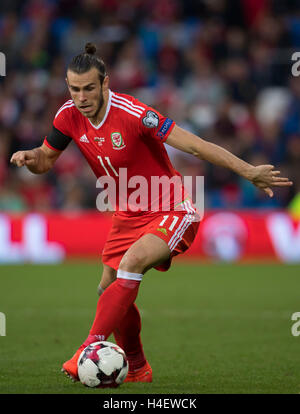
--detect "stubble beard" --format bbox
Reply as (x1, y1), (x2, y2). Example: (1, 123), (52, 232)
(88, 88), (104, 123)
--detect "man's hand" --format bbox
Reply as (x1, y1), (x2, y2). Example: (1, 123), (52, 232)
(248, 165), (293, 197)
(10, 144), (62, 174)
(10, 150), (39, 168)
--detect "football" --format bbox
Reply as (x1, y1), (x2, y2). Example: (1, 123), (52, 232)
(77, 341), (129, 388)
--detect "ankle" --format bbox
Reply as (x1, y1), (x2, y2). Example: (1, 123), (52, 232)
(82, 333), (105, 349)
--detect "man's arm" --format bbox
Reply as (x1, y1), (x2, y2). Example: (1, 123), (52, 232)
(166, 125), (293, 197)
(10, 143), (62, 174)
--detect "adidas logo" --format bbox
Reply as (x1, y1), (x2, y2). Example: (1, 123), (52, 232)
(80, 134), (90, 143)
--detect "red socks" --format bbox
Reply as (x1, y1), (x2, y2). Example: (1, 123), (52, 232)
(89, 277), (140, 338)
(82, 269), (146, 371)
(114, 303), (146, 371)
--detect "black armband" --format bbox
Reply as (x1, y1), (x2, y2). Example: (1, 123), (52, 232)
(45, 126), (72, 151)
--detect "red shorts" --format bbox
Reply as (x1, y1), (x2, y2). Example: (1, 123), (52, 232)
(102, 210), (200, 272)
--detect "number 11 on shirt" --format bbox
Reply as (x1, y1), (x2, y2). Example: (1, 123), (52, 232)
(98, 155), (119, 177)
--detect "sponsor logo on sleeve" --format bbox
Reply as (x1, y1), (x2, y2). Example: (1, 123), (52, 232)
(156, 118), (174, 139)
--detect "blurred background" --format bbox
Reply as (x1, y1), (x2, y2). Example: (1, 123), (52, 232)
(0, 0), (300, 263)
(1, 1), (300, 395)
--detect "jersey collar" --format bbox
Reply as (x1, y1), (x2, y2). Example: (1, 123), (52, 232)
(88, 89), (112, 130)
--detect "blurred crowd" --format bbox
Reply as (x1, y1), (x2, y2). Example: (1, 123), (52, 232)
(0, 0), (300, 212)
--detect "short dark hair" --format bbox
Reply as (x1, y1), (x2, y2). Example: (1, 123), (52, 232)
(67, 43), (107, 84)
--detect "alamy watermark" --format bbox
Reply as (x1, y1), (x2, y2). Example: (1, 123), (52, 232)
(291, 312), (300, 337)
(0, 312), (6, 336)
(95, 168), (204, 219)
(291, 52), (300, 77)
(0, 52), (6, 77)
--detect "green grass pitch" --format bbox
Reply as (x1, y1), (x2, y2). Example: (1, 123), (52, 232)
(0, 261), (299, 394)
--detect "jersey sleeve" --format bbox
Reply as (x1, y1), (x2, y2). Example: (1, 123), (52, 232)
(43, 103), (73, 151)
(139, 106), (175, 144)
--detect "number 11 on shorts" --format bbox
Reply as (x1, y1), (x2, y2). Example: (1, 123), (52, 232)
(159, 215), (179, 231)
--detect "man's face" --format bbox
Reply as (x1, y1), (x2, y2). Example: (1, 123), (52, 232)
(66, 67), (107, 119)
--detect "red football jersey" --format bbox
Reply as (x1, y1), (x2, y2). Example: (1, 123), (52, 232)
(44, 90), (190, 214)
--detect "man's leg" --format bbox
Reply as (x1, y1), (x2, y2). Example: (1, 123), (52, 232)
(88, 234), (171, 382)
(88, 233), (170, 340)
(97, 265), (147, 374)
(62, 235), (171, 381)
(61, 264), (117, 380)
(97, 263), (117, 293)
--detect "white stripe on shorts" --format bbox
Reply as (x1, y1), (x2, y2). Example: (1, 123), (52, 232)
(168, 215), (192, 251)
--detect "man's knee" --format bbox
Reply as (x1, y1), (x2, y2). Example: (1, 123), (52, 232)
(119, 251), (147, 274)
(119, 235), (171, 274)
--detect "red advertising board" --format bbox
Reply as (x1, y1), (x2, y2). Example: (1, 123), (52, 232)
(0, 211), (300, 263)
